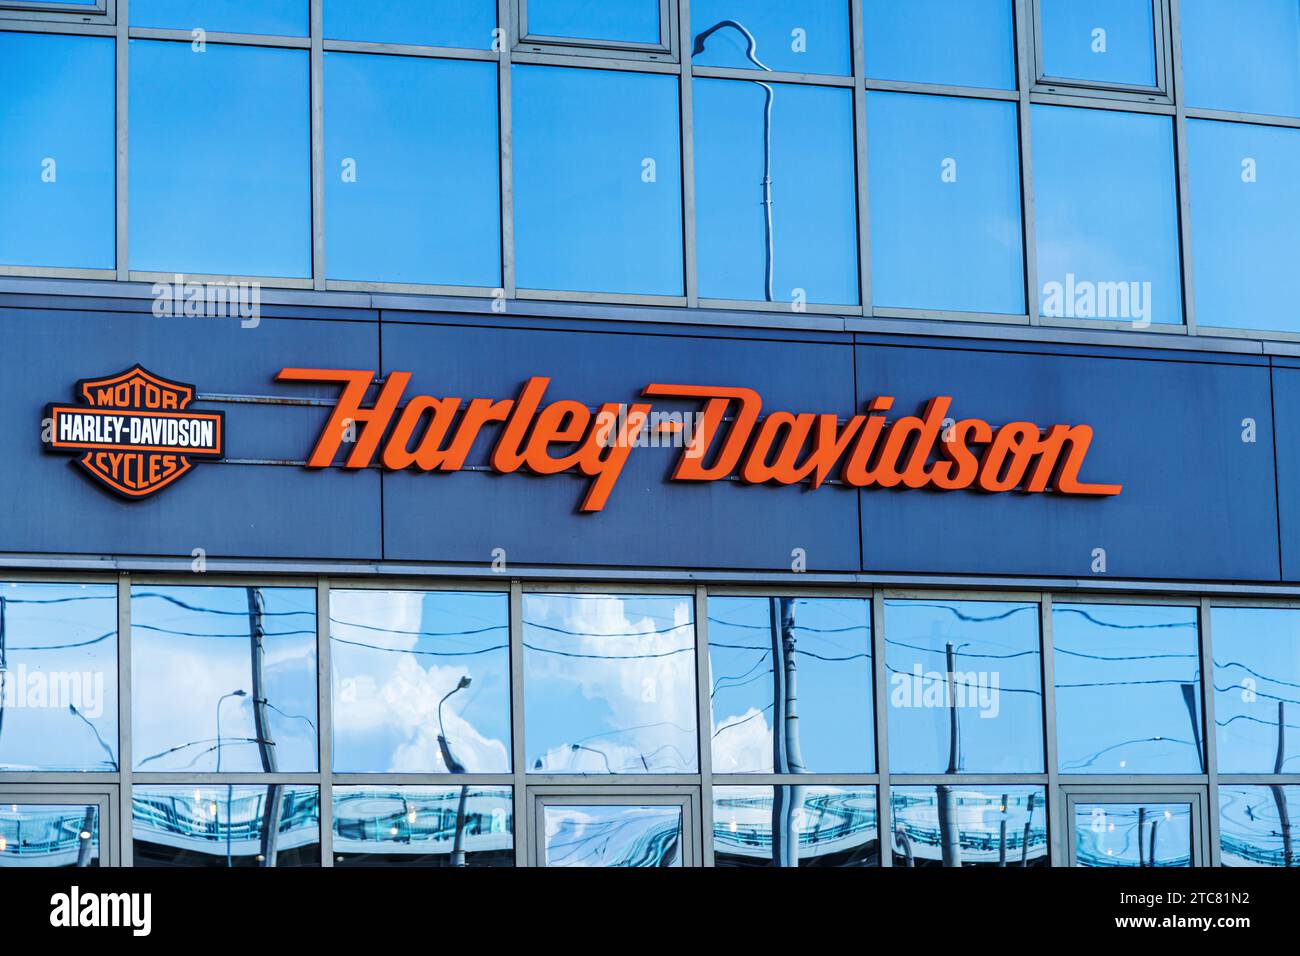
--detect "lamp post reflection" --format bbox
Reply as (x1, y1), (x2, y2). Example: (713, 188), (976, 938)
(437, 675), (472, 866)
(68, 703), (115, 770)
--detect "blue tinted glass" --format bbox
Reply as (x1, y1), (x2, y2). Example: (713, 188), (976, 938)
(691, 0), (851, 76)
(330, 590), (511, 773)
(1053, 604), (1202, 774)
(133, 786), (320, 867)
(512, 65), (683, 295)
(325, 0), (495, 48)
(1181, 0), (1300, 117)
(1039, 0), (1156, 87)
(0, 33), (114, 270)
(709, 597), (873, 774)
(868, 93), (1024, 314)
(863, 0), (1015, 89)
(1032, 106), (1182, 325)
(1211, 607), (1300, 774)
(543, 804), (682, 866)
(325, 53), (500, 287)
(130, 0), (307, 36)
(713, 787), (879, 867)
(891, 786), (1048, 867)
(0, 583), (118, 772)
(1188, 120), (1300, 332)
(694, 80), (858, 305)
(528, 0), (660, 43)
(1074, 802), (1192, 867)
(1220, 785), (1300, 867)
(524, 593), (697, 774)
(333, 786), (514, 866)
(129, 41), (310, 278)
(0, 805), (99, 868)
(131, 587), (318, 773)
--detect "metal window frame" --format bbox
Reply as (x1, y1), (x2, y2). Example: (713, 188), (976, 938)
(1062, 785), (1207, 866)
(529, 786), (698, 866)
(515, 0), (678, 62)
(0, 0), (111, 24)
(0, 786), (119, 867)
(1029, 0), (1172, 104)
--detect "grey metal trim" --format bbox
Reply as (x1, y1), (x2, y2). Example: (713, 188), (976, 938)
(1199, 596), (1221, 865)
(316, 576), (333, 865)
(515, 0), (678, 62)
(114, 0), (127, 281)
(1015, 0), (1040, 326)
(864, 77), (1020, 100)
(1029, 0), (1171, 100)
(1061, 786), (1207, 866)
(871, 591), (891, 866)
(509, 579), (527, 866)
(127, 270), (315, 289)
(1185, 106), (1300, 129)
(116, 571), (131, 865)
(310, 0), (324, 292)
(693, 64), (852, 87)
(529, 788), (698, 866)
(1040, 595), (1063, 865)
(0, 265), (116, 280)
(0, 17), (113, 33)
(1029, 90), (1175, 114)
(126, 27), (309, 47)
(0, 789), (117, 866)
(678, 0), (697, 308)
(692, 585), (713, 864)
(321, 39), (499, 61)
(851, 0), (871, 315)
(1169, 0), (1196, 333)
(510, 47), (678, 72)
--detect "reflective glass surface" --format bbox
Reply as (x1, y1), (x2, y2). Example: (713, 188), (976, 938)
(1032, 106), (1182, 325)
(691, 0), (851, 76)
(891, 786), (1048, 867)
(128, 41), (310, 278)
(0, 582), (117, 772)
(1188, 120), (1300, 332)
(542, 804), (682, 866)
(1039, 0), (1157, 87)
(512, 65), (683, 296)
(867, 93), (1024, 315)
(0, 33), (114, 270)
(885, 600), (1043, 773)
(130, 0), (307, 36)
(333, 786), (513, 867)
(863, 0), (1016, 90)
(524, 593), (697, 774)
(527, 0), (660, 44)
(331, 590), (511, 773)
(1220, 785), (1300, 867)
(713, 786), (878, 867)
(1053, 604), (1203, 774)
(324, 53), (501, 287)
(1181, 0), (1300, 118)
(133, 786), (320, 867)
(324, 0), (496, 49)
(0, 805), (98, 868)
(1211, 607), (1300, 774)
(694, 80), (858, 305)
(131, 587), (318, 773)
(709, 597), (873, 774)
(1073, 802), (1192, 867)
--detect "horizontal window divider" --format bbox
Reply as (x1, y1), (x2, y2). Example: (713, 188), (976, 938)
(0, 265), (117, 280)
(868, 307), (1030, 326)
(509, 49), (680, 74)
(1183, 107), (1300, 129)
(1057, 775), (1211, 787)
(691, 65), (853, 87)
(1037, 315), (1189, 335)
(331, 774), (516, 786)
(327, 578), (510, 593)
(523, 775), (702, 787)
(515, 288), (689, 308)
(128, 271), (314, 290)
(885, 775), (1050, 786)
(697, 298), (861, 317)
(882, 587), (1042, 603)
(325, 279), (499, 297)
(1200, 325), (1300, 347)
(0, 773), (121, 784)
(131, 774), (323, 786)
(127, 572), (320, 587)
(710, 775), (880, 786)
(126, 27), (309, 48)
(1214, 775), (1300, 785)
(320, 39), (498, 61)
(863, 78), (1020, 101)
(1028, 91), (1176, 114)
(0, 19), (114, 36)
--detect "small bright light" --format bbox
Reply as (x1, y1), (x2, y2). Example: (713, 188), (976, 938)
(0, 838), (7, 852)
(256, 854), (265, 862)
(1118, 760), (1127, 768)
(79, 830), (91, 841)
(210, 802), (219, 815)
(390, 825), (400, 836)
(729, 821), (738, 833)
(1164, 811), (1173, 820)
(1106, 849), (1114, 856)
(1108, 823), (1115, 832)
(407, 810), (417, 824)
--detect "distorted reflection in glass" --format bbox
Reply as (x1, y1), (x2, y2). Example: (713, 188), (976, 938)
(709, 597), (873, 774)
(133, 786), (320, 867)
(524, 594), (697, 774)
(891, 786), (1048, 867)
(863, 0), (1016, 90)
(528, 0), (661, 44)
(0, 805), (99, 868)
(331, 590), (511, 773)
(543, 805), (682, 867)
(132, 587), (318, 773)
(691, 0), (851, 75)
(713, 787), (878, 867)
(1211, 607), (1300, 773)
(1039, 0), (1157, 87)
(333, 786), (513, 867)
(885, 600), (1043, 773)
(325, 0), (496, 49)
(1181, 0), (1300, 117)
(0, 582), (118, 771)
(1220, 785), (1299, 867)
(1053, 604), (1203, 774)
(1073, 802), (1192, 867)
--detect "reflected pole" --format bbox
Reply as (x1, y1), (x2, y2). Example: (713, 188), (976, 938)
(438, 676), (473, 866)
(936, 642), (962, 867)
(1270, 701), (1294, 867)
(247, 587), (283, 867)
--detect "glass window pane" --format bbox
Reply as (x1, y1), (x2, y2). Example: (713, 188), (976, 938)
(863, 0), (1015, 90)
(131, 586), (318, 773)
(1032, 105), (1182, 325)
(713, 786), (879, 867)
(130, 0), (307, 36)
(524, 593), (697, 774)
(527, 0), (661, 44)
(333, 786), (513, 866)
(0, 805), (99, 868)
(1211, 607), (1300, 774)
(324, 53), (501, 287)
(1039, 0), (1157, 87)
(0, 582), (117, 772)
(891, 786), (1048, 867)
(543, 804), (682, 866)
(129, 41), (310, 278)
(709, 597), (873, 773)
(868, 93), (1025, 314)
(694, 80), (858, 305)
(1181, 0), (1300, 118)
(1188, 120), (1300, 332)
(691, 0), (851, 76)
(330, 590), (511, 773)
(132, 786), (320, 866)
(1220, 785), (1300, 867)
(324, 0), (495, 49)
(1073, 802), (1192, 867)
(1053, 604), (1203, 774)
(512, 65), (683, 296)
(0, 33), (114, 270)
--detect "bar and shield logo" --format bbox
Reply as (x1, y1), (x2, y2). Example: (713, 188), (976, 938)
(44, 366), (225, 498)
